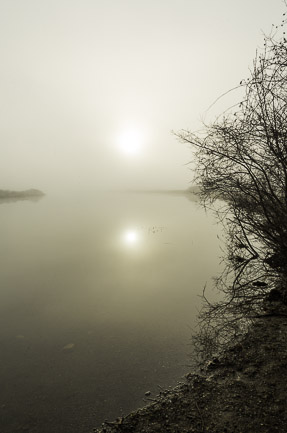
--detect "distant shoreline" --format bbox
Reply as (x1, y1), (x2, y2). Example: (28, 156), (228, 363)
(0, 189), (45, 202)
(109, 186), (201, 195)
(108, 186), (201, 201)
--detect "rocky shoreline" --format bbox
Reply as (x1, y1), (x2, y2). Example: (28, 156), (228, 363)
(92, 302), (287, 433)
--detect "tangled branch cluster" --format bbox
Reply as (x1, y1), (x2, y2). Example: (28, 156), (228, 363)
(176, 18), (287, 361)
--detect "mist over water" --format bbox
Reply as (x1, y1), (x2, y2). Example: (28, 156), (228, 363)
(0, 191), (221, 432)
(1, 1), (285, 431)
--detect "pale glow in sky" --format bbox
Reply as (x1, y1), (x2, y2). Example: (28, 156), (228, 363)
(116, 126), (146, 157)
(0, 0), (286, 193)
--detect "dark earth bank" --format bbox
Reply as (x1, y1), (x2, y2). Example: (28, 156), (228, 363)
(93, 298), (287, 433)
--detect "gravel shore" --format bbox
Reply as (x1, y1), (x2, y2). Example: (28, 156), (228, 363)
(93, 308), (287, 433)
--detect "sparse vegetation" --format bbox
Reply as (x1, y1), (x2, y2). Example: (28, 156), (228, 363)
(175, 16), (287, 360)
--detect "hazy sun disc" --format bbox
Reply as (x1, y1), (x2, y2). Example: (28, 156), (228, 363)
(117, 127), (144, 156)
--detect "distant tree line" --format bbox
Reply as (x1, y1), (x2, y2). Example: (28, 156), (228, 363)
(0, 189), (44, 199)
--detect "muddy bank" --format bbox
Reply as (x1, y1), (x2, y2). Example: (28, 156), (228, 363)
(92, 310), (287, 433)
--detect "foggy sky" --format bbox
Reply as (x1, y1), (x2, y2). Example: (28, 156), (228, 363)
(0, 0), (285, 193)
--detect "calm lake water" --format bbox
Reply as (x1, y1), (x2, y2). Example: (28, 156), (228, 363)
(0, 191), (221, 433)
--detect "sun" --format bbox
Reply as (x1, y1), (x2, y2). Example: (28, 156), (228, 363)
(116, 126), (145, 156)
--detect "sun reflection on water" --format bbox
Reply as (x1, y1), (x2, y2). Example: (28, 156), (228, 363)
(123, 229), (141, 246)
(118, 225), (168, 252)
(120, 225), (168, 248)
(125, 230), (138, 243)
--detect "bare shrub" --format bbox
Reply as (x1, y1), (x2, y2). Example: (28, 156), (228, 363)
(176, 15), (287, 362)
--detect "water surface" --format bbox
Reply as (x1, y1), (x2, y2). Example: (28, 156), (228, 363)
(0, 191), (221, 432)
